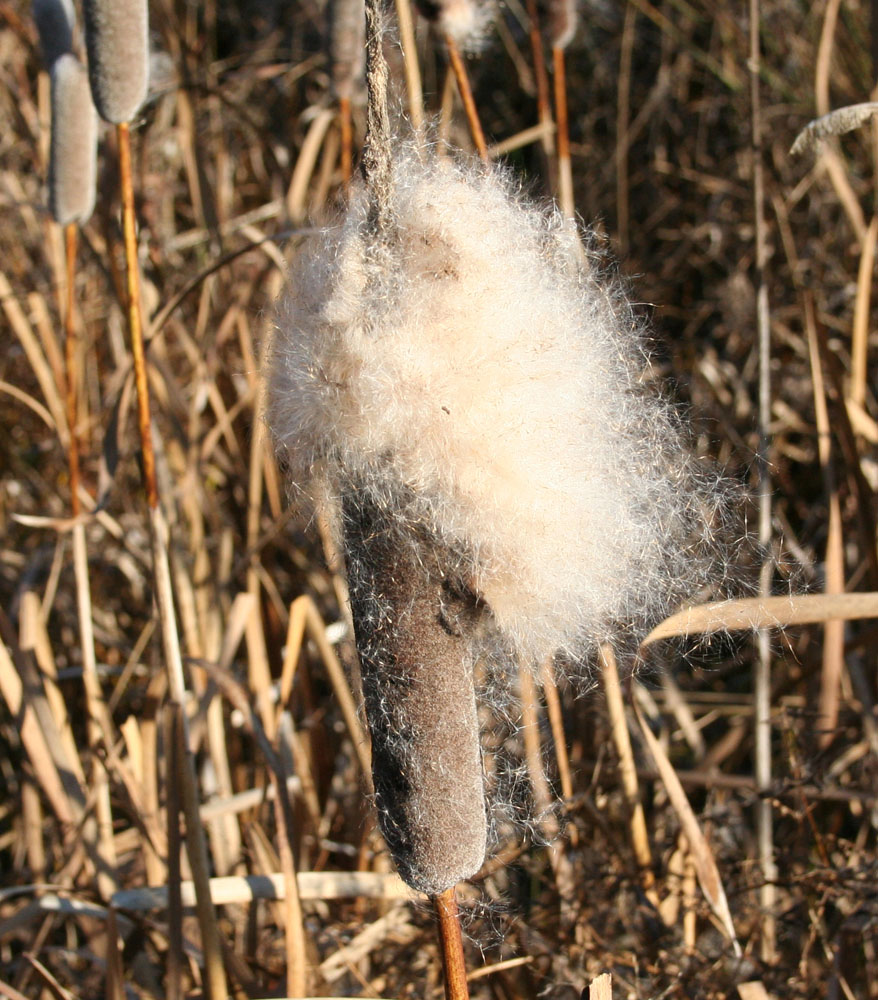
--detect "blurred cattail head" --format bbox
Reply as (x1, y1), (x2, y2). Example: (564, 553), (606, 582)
(416, 0), (495, 52)
(32, 0), (75, 68)
(329, 0), (365, 102)
(48, 53), (97, 226)
(268, 146), (728, 668)
(82, 0), (149, 124)
(547, 0), (578, 50)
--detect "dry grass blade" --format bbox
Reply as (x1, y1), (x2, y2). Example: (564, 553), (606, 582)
(642, 592), (878, 645)
(790, 102), (878, 156)
(632, 691), (742, 957)
(112, 871), (413, 910)
(588, 974), (613, 1000)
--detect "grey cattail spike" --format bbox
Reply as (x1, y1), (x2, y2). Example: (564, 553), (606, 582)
(547, 0), (577, 50)
(49, 54), (98, 226)
(330, 0), (365, 102)
(32, 0), (75, 67)
(344, 498), (487, 895)
(82, 0), (149, 124)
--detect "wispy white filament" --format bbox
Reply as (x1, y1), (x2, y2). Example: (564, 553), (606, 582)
(269, 148), (725, 666)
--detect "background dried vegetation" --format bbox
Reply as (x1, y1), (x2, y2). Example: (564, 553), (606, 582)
(2, 0), (878, 997)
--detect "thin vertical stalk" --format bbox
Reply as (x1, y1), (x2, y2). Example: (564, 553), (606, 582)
(524, 0), (554, 157)
(394, 0), (424, 129)
(64, 221), (118, 899)
(339, 95), (354, 183)
(552, 45), (574, 218)
(444, 34), (488, 162)
(434, 887), (470, 1000)
(749, 0), (776, 963)
(116, 119), (229, 999)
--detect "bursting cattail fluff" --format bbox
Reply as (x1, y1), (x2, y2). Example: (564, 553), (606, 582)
(269, 150), (724, 670)
(48, 54), (98, 226)
(33, 0), (75, 67)
(82, 0), (149, 123)
(416, 0), (495, 52)
(547, 0), (578, 50)
(329, 0), (365, 102)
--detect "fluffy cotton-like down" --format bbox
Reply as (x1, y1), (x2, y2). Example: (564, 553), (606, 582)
(269, 150), (722, 665)
(416, 0), (494, 52)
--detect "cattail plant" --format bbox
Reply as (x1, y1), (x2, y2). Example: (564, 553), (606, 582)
(548, 0), (577, 216)
(416, 0), (493, 159)
(329, 0), (365, 182)
(80, 3), (228, 997)
(48, 54), (97, 228)
(268, 0), (725, 994)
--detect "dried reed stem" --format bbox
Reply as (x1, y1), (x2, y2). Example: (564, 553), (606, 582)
(394, 0), (424, 129)
(64, 221), (118, 900)
(600, 645), (656, 896)
(444, 33), (488, 161)
(433, 887), (471, 1000)
(524, 0), (554, 157)
(552, 45), (574, 218)
(749, 0), (776, 962)
(117, 119), (229, 999)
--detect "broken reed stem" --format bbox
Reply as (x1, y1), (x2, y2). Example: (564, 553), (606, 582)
(339, 95), (353, 183)
(433, 887), (471, 1000)
(524, 0), (554, 157)
(749, 0), (776, 963)
(393, 0), (424, 129)
(64, 221), (118, 900)
(600, 645), (656, 897)
(444, 34), (488, 162)
(552, 45), (574, 218)
(117, 119), (229, 1000)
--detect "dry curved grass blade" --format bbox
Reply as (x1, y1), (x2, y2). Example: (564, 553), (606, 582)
(633, 692), (741, 957)
(642, 592), (878, 647)
(790, 102), (878, 156)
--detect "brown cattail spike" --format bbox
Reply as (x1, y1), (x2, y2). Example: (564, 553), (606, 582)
(344, 496), (487, 896)
(33, 0), (75, 67)
(49, 54), (98, 226)
(547, 0), (577, 50)
(82, 0), (149, 124)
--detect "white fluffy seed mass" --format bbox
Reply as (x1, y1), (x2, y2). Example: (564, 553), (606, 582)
(269, 151), (723, 665)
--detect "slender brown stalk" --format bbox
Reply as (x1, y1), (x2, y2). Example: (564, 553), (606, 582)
(116, 118), (229, 1000)
(749, 0), (776, 963)
(433, 887), (471, 1000)
(524, 0), (554, 157)
(339, 95), (353, 183)
(552, 45), (574, 217)
(444, 33), (488, 162)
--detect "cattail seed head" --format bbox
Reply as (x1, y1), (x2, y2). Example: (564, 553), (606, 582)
(269, 148), (725, 668)
(82, 0), (149, 124)
(329, 0), (366, 102)
(48, 53), (98, 226)
(344, 496), (487, 894)
(32, 0), (75, 68)
(416, 0), (494, 52)
(547, 0), (578, 50)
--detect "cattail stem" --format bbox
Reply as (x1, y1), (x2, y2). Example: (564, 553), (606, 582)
(339, 95), (354, 183)
(117, 121), (158, 511)
(552, 45), (574, 217)
(116, 119), (229, 1000)
(524, 0), (554, 157)
(433, 887), (471, 1000)
(445, 33), (488, 162)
